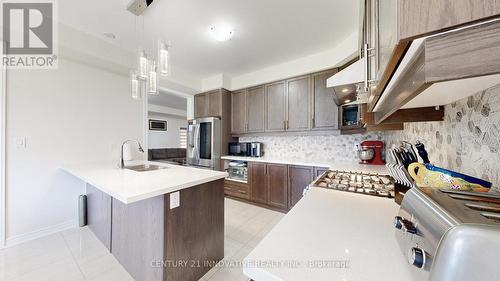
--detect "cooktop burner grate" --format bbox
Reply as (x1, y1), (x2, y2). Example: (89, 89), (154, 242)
(311, 170), (396, 198)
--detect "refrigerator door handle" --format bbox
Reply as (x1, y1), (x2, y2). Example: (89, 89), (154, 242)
(193, 124), (201, 161)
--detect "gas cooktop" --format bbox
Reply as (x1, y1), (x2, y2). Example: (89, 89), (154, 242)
(311, 170), (396, 198)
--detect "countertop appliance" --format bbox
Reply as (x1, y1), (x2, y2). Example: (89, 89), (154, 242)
(187, 117), (221, 170)
(311, 170), (396, 198)
(226, 161), (248, 183)
(396, 187), (500, 281)
(228, 142), (251, 157)
(357, 140), (385, 165)
(250, 142), (263, 157)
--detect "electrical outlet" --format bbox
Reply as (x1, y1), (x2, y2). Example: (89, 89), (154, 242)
(170, 191), (180, 209)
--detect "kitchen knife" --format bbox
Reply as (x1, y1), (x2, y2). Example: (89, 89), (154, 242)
(415, 141), (430, 164)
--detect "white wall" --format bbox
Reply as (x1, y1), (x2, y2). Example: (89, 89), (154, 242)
(148, 113), (187, 149)
(230, 31), (359, 90)
(5, 58), (143, 246)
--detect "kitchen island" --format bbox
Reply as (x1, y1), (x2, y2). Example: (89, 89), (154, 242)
(63, 161), (228, 281)
(243, 187), (415, 281)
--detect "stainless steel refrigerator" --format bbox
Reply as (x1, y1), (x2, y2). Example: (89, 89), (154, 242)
(187, 117), (221, 170)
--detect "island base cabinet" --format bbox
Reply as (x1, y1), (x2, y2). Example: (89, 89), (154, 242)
(165, 179), (225, 281)
(86, 184), (112, 251)
(112, 195), (165, 281)
(86, 180), (225, 281)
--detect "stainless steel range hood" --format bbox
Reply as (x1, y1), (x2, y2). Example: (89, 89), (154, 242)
(326, 57), (365, 88)
(326, 57), (369, 106)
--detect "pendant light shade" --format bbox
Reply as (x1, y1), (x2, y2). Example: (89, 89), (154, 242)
(138, 49), (148, 80)
(130, 70), (141, 100)
(158, 40), (169, 76)
(148, 60), (159, 95)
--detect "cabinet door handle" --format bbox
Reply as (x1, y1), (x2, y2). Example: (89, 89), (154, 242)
(363, 43), (369, 92)
(363, 43), (377, 91)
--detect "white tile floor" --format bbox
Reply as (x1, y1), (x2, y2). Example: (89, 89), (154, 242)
(0, 198), (284, 281)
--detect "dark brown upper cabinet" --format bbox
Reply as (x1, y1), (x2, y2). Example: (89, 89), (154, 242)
(194, 94), (209, 118)
(286, 75), (311, 131)
(246, 86), (266, 133)
(229, 68), (345, 136)
(398, 0), (500, 41)
(231, 90), (247, 134)
(360, 0), (500, 122)
(265, 81), (287, 132)
(207, 90), (222, 117)
(311, 70), (339, 130)
(195, 90), (225, 118)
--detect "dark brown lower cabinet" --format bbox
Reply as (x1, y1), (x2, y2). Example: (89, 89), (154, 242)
(249, 162), (268, 204)
(314, 166), (329, 178)
(224, 180), (249, 200)
(226, 162), (316, 212)
(288, 165), (314, 208)
(267, 164), (288, 209)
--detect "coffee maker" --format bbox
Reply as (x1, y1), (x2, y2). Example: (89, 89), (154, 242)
(250, 142), (263, 157)
(357, 140), (385, 165)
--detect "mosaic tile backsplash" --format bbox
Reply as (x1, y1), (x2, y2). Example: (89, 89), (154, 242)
(240, 133), (384, 164)
(241, 83), (500, 191)
(385, 83), (500, 191)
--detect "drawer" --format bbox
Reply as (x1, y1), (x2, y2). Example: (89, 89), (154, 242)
(224, 179), (249, 199)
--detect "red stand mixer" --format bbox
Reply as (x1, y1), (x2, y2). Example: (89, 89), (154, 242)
(357, 140), (385, 165)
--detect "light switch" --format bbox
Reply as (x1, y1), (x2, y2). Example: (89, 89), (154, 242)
(170, 191), (180, 209)
(15, 137), (26, 149)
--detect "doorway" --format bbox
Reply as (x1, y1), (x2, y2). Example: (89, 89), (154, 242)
(146, 88), (192, 165)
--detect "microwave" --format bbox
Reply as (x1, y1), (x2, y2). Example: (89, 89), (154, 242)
(228, 142), (251, 156)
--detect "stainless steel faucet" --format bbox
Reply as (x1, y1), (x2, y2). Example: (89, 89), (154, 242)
(120, 140), (144, 169)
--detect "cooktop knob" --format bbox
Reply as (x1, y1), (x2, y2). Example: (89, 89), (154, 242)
(408, 247), (426, 268)
(394, 216), (404, 229)
(402, 221), (417, 234)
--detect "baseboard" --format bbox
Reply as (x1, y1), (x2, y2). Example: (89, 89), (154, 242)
(5, 219), (79, 248)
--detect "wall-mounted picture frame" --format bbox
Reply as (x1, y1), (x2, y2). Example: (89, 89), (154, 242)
(149, 119), (167, 131)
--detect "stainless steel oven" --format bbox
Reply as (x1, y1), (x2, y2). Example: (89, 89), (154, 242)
(187, 117), (221, 170)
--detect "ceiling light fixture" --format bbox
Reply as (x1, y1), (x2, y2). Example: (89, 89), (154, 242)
(344, 99), (351, 103)
(342, 88), (349, 93)
(130, 70), (141, 100)
(128, 6), (171, 100)
(147, 60), (159, 95)
(158, 40), (170, 77)
(137, 49), (149, 80)
(209, 25), (234, 42)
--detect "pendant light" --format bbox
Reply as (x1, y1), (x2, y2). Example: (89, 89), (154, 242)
(130, 70), (141, 100)
(158, 40), (169, 77)
(148, 60), (158, 95)
(138, 49), (148, 80)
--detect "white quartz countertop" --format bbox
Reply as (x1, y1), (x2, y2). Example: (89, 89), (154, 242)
(243, 187), (416, 281)
(62, 161), (227, 204)
(221, 156), (389, 174)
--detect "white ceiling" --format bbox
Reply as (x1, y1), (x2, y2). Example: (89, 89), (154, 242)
(58, 0), (359, 81)
(148, 90), (187, 109)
